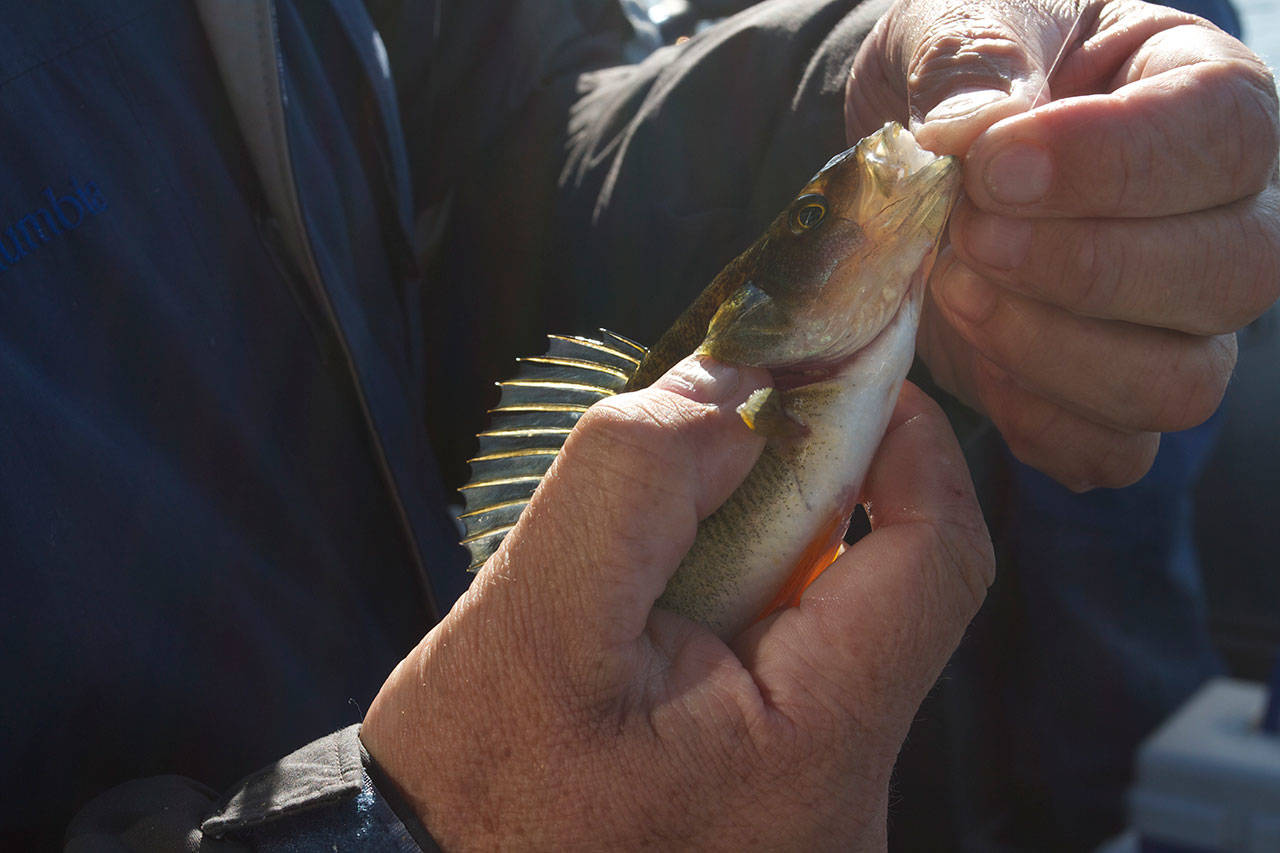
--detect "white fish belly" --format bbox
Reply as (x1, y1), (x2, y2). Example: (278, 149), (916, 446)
(657, 292), (923, 639)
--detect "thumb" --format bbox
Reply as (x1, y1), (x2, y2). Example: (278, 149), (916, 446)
(742, 382), (994, 739)
(483, 354), (770, 657)
(848, 0), (1090, 156)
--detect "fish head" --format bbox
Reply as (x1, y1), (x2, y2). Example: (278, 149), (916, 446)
(701, 122), (961, 382)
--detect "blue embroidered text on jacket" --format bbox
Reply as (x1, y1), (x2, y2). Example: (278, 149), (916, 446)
(0, 180), (107, 270)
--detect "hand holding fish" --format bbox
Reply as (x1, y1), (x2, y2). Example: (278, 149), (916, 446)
(362, 357), (993, 850)
(847, 0), (1280, 489)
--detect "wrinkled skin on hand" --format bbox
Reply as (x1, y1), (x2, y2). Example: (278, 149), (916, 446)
(362, 356), (993, 851)
(847, 0), (1280, 490)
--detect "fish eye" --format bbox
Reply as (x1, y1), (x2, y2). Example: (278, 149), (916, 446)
(790, 194), (827, 233)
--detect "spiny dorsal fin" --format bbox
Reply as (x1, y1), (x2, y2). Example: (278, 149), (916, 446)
(461, 330), (647, 570)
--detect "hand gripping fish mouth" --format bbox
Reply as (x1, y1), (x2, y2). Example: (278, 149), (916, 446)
(700, 123), (961, 388)
(460, 122), (962, 639)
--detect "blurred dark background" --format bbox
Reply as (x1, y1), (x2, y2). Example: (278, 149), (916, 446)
(1194, 306), (1280, 682)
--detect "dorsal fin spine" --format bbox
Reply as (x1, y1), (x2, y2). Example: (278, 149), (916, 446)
(461, 330), (648, 571)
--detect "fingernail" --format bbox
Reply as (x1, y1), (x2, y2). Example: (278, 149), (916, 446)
(983, 142), (1052, 206)
(962, 210), (1031, 270)
(920, 86), (1008, 124)
(659, 355), (745, 406)
(937, 263), (998, 326)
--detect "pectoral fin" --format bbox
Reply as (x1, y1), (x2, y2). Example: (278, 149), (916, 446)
(737, 387), (807, 439)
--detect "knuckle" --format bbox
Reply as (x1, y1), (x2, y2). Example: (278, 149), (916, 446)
(1087, 432), (1160, 489)
(1220, 80), (1254, 195)
(1111, 124), (1156, 214)
(770, 649), (863, 741)
(907, 16), (1027, 100)
(1153, 334), (1236, 430)
(980, 300), (1039, 377)
(1000, 426), (1076, 488)
(1024, 449), (1094, 493)
(1066, 219), (1123, 316)
(565, 399), (691, 514)
(987, 379), (1151, 491)
(910, 17), (1014, 72)
(987, 387), (1071, 477)
(1179, 192), (1280, 335)
(1235, 192), (1280, 322)
(575, 394), (676, 458)
(1228, 66), (1280, 196)
(576, 396), (641, 442)
(926, 517), (993, 616)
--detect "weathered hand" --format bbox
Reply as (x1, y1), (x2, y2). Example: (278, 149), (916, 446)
(847, 0), (1280, 489)
(362, 356), (993, 850)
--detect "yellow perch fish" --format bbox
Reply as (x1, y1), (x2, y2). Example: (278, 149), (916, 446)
(460, 122), (961, 639)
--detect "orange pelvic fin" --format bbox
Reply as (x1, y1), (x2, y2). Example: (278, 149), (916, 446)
(754, 513), (849, 624)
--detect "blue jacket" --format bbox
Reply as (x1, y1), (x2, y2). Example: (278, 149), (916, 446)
(0, 1), (455, 843)
(4, 0), (874, 846)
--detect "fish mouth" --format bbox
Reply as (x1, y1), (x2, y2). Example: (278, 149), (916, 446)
(861, 155), (961, 238)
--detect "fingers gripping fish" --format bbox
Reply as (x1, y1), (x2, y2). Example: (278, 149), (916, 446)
(460, 122), (961, 639)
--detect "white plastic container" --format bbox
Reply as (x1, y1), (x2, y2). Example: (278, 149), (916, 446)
(1129, 678), (1280, 852)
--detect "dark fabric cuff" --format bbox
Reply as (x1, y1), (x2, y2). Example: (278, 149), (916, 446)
(201, 725), (364, 836)
(201, 724), (426, 852)
(65, 726), (435, 851)
(361, 741), (445, 853)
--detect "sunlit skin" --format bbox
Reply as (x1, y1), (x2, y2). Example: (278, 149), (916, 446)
(361, 0), (1277, 848)
(847, 0), (1280, 490)
(364, 364), (993, 851)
